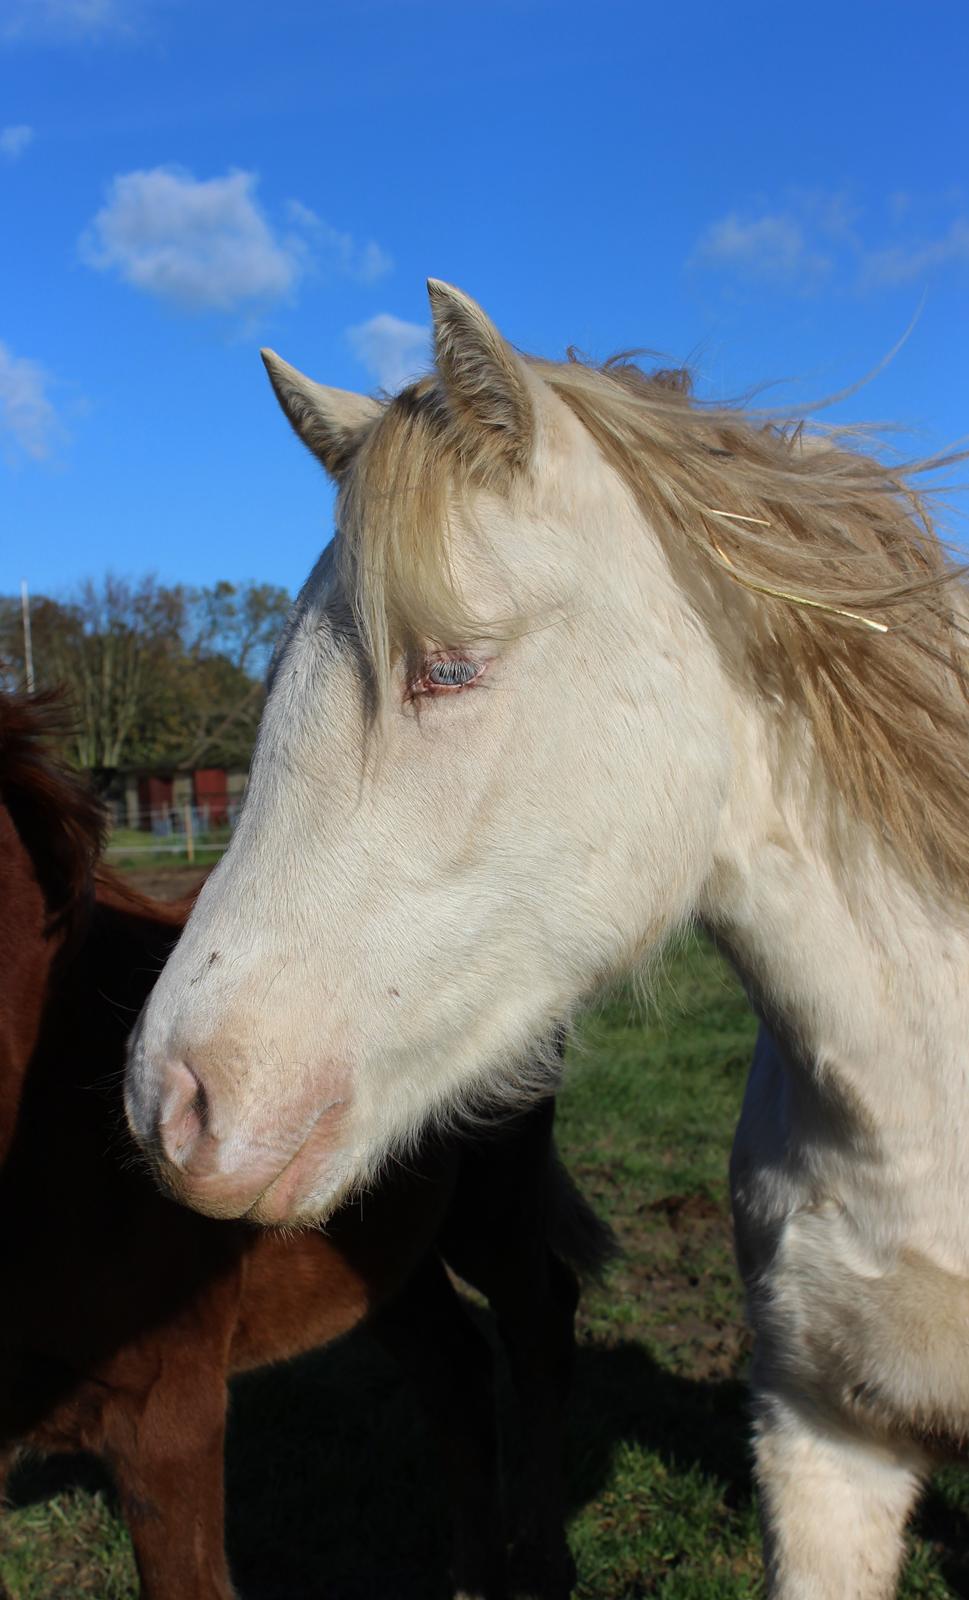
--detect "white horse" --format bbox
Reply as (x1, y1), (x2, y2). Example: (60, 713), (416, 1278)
(126, 281), (969, 1597)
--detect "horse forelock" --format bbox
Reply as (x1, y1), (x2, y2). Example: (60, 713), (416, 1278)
(334, 374), (506, 696)
(0, 691), (105, 931)
(332, 347), (969, 904)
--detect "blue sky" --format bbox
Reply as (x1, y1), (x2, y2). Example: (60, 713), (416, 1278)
(2, 0), (967, 600)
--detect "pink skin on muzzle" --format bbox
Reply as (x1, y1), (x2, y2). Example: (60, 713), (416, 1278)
(135, 1053), (349, 1224)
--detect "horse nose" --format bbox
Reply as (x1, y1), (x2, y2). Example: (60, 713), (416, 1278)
(126, 1044), (353, 1222)
(141, 1054), (318, 1219)
(156, 1059), (210, 1168)
(144, 1056), (273, 1214)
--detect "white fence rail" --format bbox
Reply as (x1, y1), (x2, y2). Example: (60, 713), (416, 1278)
(105, 802), (240, 863)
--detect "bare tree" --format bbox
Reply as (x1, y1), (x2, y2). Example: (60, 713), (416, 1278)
(0, 576), (291, 775)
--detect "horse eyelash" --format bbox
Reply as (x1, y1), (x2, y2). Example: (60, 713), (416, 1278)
(428, 658), (480, 687)
(408, 654), (488, 698)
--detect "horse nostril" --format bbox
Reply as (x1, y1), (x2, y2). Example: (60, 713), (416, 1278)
(156, 1060), (210, 1168)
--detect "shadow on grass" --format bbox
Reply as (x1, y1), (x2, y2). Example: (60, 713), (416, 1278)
(910, 1482), (969, 1597)
(11, 1325), (969, 1599)
(9, 1323), (750, 1599)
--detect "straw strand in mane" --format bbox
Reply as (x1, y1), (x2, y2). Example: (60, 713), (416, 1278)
(336, 355), (969, 904)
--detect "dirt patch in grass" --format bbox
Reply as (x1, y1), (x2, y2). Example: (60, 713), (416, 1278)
(110, 864), (209, 902)
(577, 1185), (750, 1386)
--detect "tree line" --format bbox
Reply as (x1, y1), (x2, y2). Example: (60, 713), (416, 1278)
(0, 576), (291, 778)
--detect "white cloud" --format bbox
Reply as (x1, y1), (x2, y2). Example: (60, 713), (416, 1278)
(347, 314), (429, 392)
(0, 341), (60, 461)
(0, 0), (138, 43)
(79, 167), (305, 311)
(0, 124), (34, 159)
(694, 191), (969, 298)
(80, 167), (395, 313)
(860, 218), (969, 288)
(284, 200), (392, 283)
(284, 198), (319, 231)
(357, 239), (394, 284)
(693, 211), (832, 288)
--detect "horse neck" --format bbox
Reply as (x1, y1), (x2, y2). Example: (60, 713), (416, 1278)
(64, 878), (187, 1039)
(1, 883), (186, 1197)
(698, 696), (969, 1104)
(0, 815), (69, 1163)
(3, 870), (184, 1124)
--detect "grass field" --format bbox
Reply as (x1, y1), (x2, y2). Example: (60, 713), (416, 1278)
(103, 825), (232, 871)
(4, 933), (969, 1597)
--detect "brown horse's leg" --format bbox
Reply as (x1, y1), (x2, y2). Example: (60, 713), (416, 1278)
(103, 1375), (237, 1600)
(442, 1102), (579, 1600)
(371, 1252), (509, 1600)
(473, 1249), (577, 1600)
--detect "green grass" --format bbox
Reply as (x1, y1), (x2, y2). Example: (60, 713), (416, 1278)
(104, 849), (226, 870)
(4, 934), (969, 1597)
(103, 825), (231, 868)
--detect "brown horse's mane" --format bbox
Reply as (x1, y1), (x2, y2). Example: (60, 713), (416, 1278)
(338, 353), (969, 903)
(0, 690), (106, 929)
(0, 690), (196, 934)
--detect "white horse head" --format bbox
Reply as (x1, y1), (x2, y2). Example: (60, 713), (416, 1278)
(125, 280), (968, 1234)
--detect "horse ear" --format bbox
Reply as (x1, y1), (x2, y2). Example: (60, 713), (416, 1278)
(427, 280), (533, 466)
(260, 350), (380, 478)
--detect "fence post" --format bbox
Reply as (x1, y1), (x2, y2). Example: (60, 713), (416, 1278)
(184, 801), (195, 864)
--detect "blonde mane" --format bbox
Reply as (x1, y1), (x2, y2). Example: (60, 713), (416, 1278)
(337, 354), (969, 902)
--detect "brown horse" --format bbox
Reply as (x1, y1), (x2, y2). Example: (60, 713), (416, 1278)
(0, 693), (612, 1600)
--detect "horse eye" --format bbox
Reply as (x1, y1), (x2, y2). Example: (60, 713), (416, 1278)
(427, 658), (481, 688)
